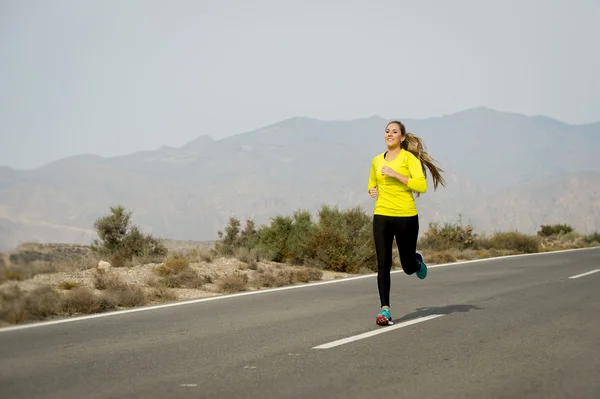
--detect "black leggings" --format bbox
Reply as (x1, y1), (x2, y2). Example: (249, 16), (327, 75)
(373, 214), (420, 307)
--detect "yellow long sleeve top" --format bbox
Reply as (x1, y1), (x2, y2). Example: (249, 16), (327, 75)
(367, 149), (427, 217)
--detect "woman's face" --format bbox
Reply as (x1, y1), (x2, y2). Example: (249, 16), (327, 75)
(384, 122), (404, 149)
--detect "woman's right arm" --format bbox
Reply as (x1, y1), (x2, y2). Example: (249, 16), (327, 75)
(368, 158), (378, 197)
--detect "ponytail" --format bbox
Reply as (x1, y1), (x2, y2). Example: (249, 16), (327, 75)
(387, 120), (447, 193)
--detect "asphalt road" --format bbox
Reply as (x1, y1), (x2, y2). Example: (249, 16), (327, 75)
(1, 248), (599, 399)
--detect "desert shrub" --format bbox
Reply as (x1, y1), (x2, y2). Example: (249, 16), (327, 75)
(257, 215), (294, 262)
(237, 218), (260, 250)
(584, 232), (600, 244)
(199, 249), (216, 263)
(291, 267), (323, 283)
(537, 224), (574, 237)
(215, 217), (243, 255)
(175, 247), (216, 264)
(257, 209), (317, 265)
(0, 285), (28, 323)
(477, 231), (540, 253)
(217, 271), (249, 293)
(153, 258), (206, 288)
(215, 206), (374, 273)
(94, 268), (128, 291)
(308, 205), (375, 273)
(157, 258), (190, 275)
(24, 286), (62, 319)
(423, 250), (458, 264)
(235, 247), (260, 264)
(91, 205), (167, 263)
(61, 286), (113, 315)
(147, 285), (177, 302)
(103, 284), (147, 308)
(419, 217), (476, 251)
(255, 270), (295, 288)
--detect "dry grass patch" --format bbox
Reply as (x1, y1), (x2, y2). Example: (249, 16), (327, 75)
(475, 231), (540, 253)
(153, 258), (207, 289)
(217, 271), (250, 293)
(94, 268), (127, 291)
(0, 284), (62, 324)
(2, 261), (60, 281)
(147, 284), (177, 302)
(253, 266), (323, 288)
(103, 284), (148, 308)
(60, 286), (113, 315)
(165, 248), (216, 265)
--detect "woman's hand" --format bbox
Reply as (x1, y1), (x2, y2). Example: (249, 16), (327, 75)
(382, 165), (409, 185)
(381, 165), (398, 178)
(369, 186), (378, 198)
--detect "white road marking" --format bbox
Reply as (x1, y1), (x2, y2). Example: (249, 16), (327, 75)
(180, 384), (197, 387)
(313, 314), (445, 349)
(568, 269), (600, 279)
(0, 246), (597, 333)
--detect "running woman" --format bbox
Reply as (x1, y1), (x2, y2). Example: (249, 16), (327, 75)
(367, 120), (446, 326)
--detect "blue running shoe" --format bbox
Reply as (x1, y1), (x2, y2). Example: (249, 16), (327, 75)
(415, 251), (427, 279)
(376, 307), (393, 326)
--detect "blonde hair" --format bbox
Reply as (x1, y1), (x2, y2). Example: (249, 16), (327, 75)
(387, 120), (446, 192)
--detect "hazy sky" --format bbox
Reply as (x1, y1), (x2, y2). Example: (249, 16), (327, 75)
(1, 0), (599, 170)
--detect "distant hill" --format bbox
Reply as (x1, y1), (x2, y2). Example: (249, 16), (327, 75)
(0, 107), (598, 251)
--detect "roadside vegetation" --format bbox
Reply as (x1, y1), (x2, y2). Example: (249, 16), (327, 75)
(1, 204), (598, 326)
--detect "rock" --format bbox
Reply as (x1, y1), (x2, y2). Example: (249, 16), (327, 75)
(98, 260), (112, 271)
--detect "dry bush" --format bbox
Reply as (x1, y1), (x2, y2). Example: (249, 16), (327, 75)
(254, 267), (322, 288)
(94, 268), (128, 291)
(358, 267), (374, 274)
(235, 247), (260, 263)
(0, 285), (63, 324)
(166, 247), (215, 264)
(418, 219), (476, 251)
(103, 284), (148, 308)
(255, 271), (276, 288)
(161, 269), (206, 289)
(0, 285), (27, 324)
(155, 258), (190, 276)
(477, 232), (540, 254)
(454, 249), (479, 261)
(153, 258), (206, 289)
(147, 286), (177, 302)
(291, 267), (323, 283)
(217, 272), (249, 293)
(60, 286), (114, 315)
(423, 251), (457, 265)
(199, 249), (216, 263)
(107, 252), (133, 268)
(25, 285), (62, 319)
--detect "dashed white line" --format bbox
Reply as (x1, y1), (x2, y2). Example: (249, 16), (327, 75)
(568, 269), (600, 279)
(312, 314), (445, 349)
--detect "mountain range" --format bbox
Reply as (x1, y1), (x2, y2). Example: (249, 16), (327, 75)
(1, 106), (599, 251)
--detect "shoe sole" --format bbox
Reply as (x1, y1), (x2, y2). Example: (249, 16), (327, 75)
(376, 314), (394, 326)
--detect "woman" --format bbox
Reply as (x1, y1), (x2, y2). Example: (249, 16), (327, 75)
(367, 120), (446, 326)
